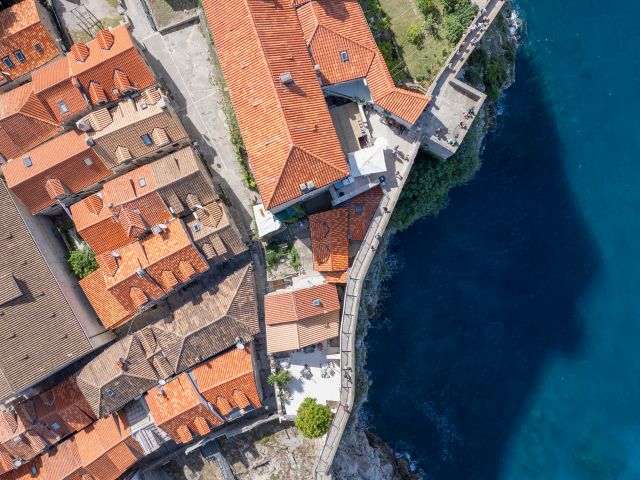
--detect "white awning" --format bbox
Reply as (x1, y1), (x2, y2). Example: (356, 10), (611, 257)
(348, 137), (388, 177)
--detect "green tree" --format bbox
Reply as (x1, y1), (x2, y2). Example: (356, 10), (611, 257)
(68, 246), (99, 279)
(406, 23), (424, 47)
(416, 0), (435, 16)
(295, 398), (333, 438)
(442, 0), (458, 14)
(442, 14), (465, 44)
(268, 370), (293, 389)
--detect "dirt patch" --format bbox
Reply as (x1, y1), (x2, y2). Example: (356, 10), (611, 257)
(146, 0), (198, 31)
(162, 451), (225, 480)
(219, 421), (322, 480)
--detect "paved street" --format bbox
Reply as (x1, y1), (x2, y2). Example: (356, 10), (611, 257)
(122, 0), (257, 229)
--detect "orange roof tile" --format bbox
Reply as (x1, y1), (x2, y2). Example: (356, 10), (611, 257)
(191, 348), (261, 418)
(322, 270), (349, 284)
(31, 25), (156, 108)
(347, 185), (382, 241)
(0, 83), (60, 160)
(0, 0), (60, 82)
(145, 373), (222, 444)
(79, 219), (209, 329)
(295, 0), (430, 125)
(74, 412), (143, 480)
(2, 130), (111, 213)
(201, 0), (348, 210)
(309, 208), (349, 272)
(40, 437), (84, 480)
(264, 282), (340, 325)
(79, 270), (132, 330)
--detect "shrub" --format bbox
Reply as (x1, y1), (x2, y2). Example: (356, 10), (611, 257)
(483, 57), (507, 101)
(416, 0), (435, 16)
(295, 398), (333, 438)
(268, 370), (293, 389)
(265, 245), (286, 272)
(442, 0), (458, 14)
(68, 246), (99, 279)
(423, 13), (438, 36)
(288, 246), (301, 272)
(442, 13), (465, 44)
(406, 23), (424, 47)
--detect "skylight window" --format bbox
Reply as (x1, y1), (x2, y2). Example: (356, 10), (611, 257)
(354, 203), (363, 214)
(23, 156), (32, 168)
(14, 50), (26, 63)
(340, 50), (349, 62)
(58, 101), (69, 114)
(84, 157), (93, 166)
(106, 388), (116, 397)
(2, 57), (14, 69)
(51, 423), (60, 430)
(139, 177), (147, 187)
(141, 134), (153, 146)
(34, 43), (44, 54)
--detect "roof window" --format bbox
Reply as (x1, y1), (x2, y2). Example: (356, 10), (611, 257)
(58, 101), (69, 114)
(23, 156), (32, 168)
(141, 134), (153, 146)
(340, 50), (349, 62)
(34, 43), (44, 54)
(84, 157), (93, 166)
(106, 388), (116, 397)
(51, 422), (60, 430)
(14, 50), (26, 63)
(2, 57), (14, 69)
(354, 203), (363, 214)
(139, 177), (147, 187)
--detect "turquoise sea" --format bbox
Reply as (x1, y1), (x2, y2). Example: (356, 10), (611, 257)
(363, 1), (640, 479)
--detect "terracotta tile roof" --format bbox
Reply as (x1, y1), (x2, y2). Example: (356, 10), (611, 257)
(0, 181), (100, 401)
(184, 201), (248, 263)
(295, 0), (430, 125)
(2, 457), (44, 480)
(191, 348), (261, 419)
(79, 219), (209, 329)
(347, 185), (382, 241)
(40, 436), (84, 480)
(2, 130), (111, 214)
(81, 89), (188, 167)
(0, 83), (60, 160)
(71, 147), (216, 255)
(265, 282), (341, 353)
(31, 25), (156, 109)
(0, 378), (97, 465)
(74, 412), (143, 480)
(201, 0), (348, 210)
(309, 208), (349, 272)
(0, 0), (60, 82)
(145, 373), (222, 444)
(141, 265), (259, 375)
(75, 336), (159, 418)
(321, 270), (349, 284)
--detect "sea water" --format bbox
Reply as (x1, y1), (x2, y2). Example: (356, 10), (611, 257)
(363, 1), (640, 478)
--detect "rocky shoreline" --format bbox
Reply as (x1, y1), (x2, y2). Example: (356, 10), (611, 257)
(331, 6), (521, 479)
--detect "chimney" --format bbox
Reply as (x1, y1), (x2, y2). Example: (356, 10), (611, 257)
(76, 119), (92, 132)
(280, 72), (293, 85)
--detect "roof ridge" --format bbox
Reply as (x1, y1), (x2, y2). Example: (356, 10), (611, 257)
(224, 264), (252, 318)
(239, 0), (294, 147)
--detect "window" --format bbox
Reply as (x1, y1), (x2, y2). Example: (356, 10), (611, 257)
(2, 56), (14, 69)
(340, 50), (349, 62)
(34, 43), (43, 54)
(83, 157), (93, 166)
(106, 388), (116, 397)
(138, 177), (147, 187)
(51, 423), (60, 430)
(354, 203), (363, 214)
(14, 50), (26, 63)
(23, 156), (32, 168)
(58, 101), (68, 114)
(141, 134), (153, 146)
